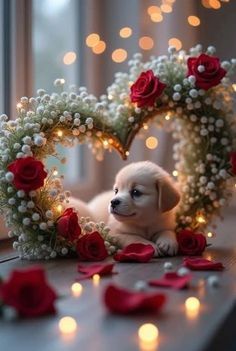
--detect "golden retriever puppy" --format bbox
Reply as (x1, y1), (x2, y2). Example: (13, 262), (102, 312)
(88, 161), (181, 257)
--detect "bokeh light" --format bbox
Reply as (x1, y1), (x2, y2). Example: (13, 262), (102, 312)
(112, 49), (128, 63)
(168, 37), (182, 50)
(63, 51), (76, 65)
(150, 13), (163, 22)
(86, 33), (100, 47)
(160, 3), (173, 13)
(147, 5), (161, 15)
(58, 316), (77, 334)
(139, 36), (154, 50)
(119, 27), (132, 38)
(92, 40), (106, 54)
(188, 15), (201, 26)
(146, 136), (158, 149)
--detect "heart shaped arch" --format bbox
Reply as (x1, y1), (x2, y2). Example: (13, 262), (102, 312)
(0, 44), (235, 259)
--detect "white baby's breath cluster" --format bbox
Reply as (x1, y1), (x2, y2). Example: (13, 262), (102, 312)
(0, 82), (117, 259)
(107, 44), (236, 231)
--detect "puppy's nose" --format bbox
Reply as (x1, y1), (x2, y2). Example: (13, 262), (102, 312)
(111, 199), (121, 208)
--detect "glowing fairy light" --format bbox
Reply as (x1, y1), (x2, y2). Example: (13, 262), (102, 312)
(58, 316), (77, 334)
(71, 283), (83, 297)
(143, 123), (149, 130)
(207, 231), (213, 238)
(185, 297), (200, 318)
(172, 170), (178, 177)
(92, 274), (100, 286)
(196, 215), (206, 224)
(57, 130), (63, 137)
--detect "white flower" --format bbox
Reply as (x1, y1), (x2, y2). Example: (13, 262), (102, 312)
(79, 125), (86, 133)
(27, 201), (35, 208)
(174, 84), (182, 92)
(61, 247), (68, 255)
(8, 198), (16, 205)
(221, 138), (228, 145)
(74, 118), (81, 126)
(34, 135), (45, 146)
(32, 213), (40, 221)
(188, 75), (196, 84)
(39, 222), (48, 230)
(173, 92), (181, 101)
(46, 210), (53, 219)
(5, 172), (14, 182)
(215, 119), (224, 128)
(22, 145), (31, 153)
(189, 89), (198, 98)
(23, 218), (31, 226)
(17, 190), (25, 198)
(13, 143), (21, 150)
(18, 205), (27, 213)
(197, 65), (205, 72)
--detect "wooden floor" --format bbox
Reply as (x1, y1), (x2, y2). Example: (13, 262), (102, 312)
(0, 211), (236, 351)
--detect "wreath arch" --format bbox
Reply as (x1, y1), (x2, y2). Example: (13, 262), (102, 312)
(0, 44), (235, 259)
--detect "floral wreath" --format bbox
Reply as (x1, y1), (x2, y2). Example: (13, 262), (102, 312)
(0, 44), (235, 260)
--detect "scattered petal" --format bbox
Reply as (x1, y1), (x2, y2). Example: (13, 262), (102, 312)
(104, 284), (166, 314)
(183, 257), (224, 271)
(114, 243), (155, 263)
(77, 263), (115, 280)
(149, 272), (192, 290)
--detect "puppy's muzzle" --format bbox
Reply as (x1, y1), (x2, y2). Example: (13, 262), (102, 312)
(110, 198), (121, 209)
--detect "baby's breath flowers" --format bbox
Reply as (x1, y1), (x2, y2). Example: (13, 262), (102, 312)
(0, 44), (235, 259)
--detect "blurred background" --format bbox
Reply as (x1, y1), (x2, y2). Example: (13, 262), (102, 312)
(0, 0), (236, 204)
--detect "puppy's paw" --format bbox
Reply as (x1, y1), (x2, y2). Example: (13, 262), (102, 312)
(155, 231), (178, 257)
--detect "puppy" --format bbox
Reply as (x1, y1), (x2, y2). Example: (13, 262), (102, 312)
(88, 161), (181, 257)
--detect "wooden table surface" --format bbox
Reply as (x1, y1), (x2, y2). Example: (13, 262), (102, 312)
(0, 211), (236, 351)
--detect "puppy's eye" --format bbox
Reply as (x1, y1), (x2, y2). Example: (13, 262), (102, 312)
(130, 189), (142, 198)
(114, 188), (118, 194)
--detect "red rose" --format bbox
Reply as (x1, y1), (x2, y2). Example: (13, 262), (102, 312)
(187, 53), (226, 90)
(177, 229), (206, 256)
(0, 267), (57, 318)
(76, 231), (108, 261)
(130, 70), (166, 107)
(7, 157), (47, 192)
(57, 208), (81, 242)
(230, 152), (236, 175)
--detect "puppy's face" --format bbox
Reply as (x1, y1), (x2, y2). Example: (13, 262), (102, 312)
(109, 167), (158, 224)
(109, 162), (180, 224)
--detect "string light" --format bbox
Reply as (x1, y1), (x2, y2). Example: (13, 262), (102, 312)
(125, 151), (130, 156)
(57, 204), (63, 213)
(57, 130), (63, 137)
(146, 136), (158, 149)
(168, 38), (182, 51)
(188, 15), (201, 26)
(172, 170), (178, 177)
(63, 51), (77, 65)
(207, 231), (214, 238)
(232, 84), (236, 92)
(165, 113), (171, 120)
(86, 33), (100, 47)
(143, 124), (149, 130)
(111, 49), (128, 63)
(58, 316), (77, 334)
(53, 170), (58, 176)
(139, 36), (154, 50)
(92, 40), (106, 54)
(201, 0), (211, 8)
(71, 283), (83, 297)
(92, 274), (100, 286)
(196, 214), (206, 224)
(119, 27), (132, 38)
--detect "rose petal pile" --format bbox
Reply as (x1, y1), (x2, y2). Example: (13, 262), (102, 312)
(7, 156), (47, 192)
(177, 230), (207, 256)
(0, 266), (57, 318)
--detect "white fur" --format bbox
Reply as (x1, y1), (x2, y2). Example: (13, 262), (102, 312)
(70, 161), (181, 257)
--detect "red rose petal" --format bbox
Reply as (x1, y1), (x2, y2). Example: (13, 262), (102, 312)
(183, 257), (224, 271)
(77, 263), (115, 280)
(149, 272), (192, 290)
(104, 284), (166, 314)
(114, 243), (155, 263)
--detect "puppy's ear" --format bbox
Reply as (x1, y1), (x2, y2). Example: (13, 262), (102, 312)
(157, 176), (180, 212)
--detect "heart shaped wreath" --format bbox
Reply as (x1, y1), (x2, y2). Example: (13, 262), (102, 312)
(0, 44), (235, 260)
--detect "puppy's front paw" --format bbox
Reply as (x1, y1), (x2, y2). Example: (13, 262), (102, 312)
(156, 231), (178, 257)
